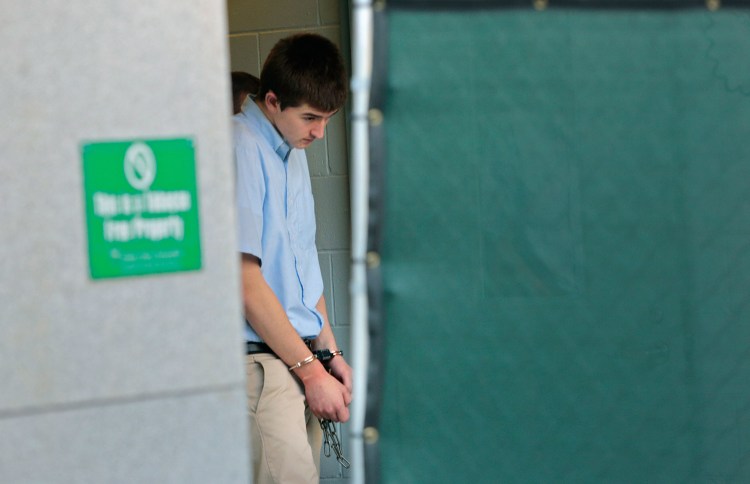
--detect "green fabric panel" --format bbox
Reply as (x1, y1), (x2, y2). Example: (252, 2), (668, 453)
(380, 9), (750, 483)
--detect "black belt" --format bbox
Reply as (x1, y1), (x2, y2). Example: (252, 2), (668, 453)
(246, 342), (274, 354)
(246, 339), (313, 355)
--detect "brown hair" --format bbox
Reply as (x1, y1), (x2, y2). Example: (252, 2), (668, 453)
(257, 33), (347, 112)
(231, 71), (260, 114)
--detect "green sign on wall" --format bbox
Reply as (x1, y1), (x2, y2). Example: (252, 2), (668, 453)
(82, 138), (201, 279)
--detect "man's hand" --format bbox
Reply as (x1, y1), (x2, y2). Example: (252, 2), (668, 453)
(327, 356), (353, 394)
(296, 361), (352, 422)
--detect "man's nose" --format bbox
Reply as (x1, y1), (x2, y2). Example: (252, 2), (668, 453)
(311, 119), (327, 139)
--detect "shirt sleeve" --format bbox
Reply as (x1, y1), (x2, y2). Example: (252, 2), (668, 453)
(234, 127), (265, 261)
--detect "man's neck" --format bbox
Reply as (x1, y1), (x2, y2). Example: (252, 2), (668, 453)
(255, 98), (271, 120)
(255, 99), (284, 142)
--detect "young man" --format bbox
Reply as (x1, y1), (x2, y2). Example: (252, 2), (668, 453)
(233, 33), (353, 483)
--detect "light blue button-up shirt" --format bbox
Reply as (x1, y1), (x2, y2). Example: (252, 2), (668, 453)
(234, 102), (325, 342)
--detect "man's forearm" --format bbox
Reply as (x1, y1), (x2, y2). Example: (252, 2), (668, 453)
(241, 254), (318, 368)
(312, 295), (340, 352)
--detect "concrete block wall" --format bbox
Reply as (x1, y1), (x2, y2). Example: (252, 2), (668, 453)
(0, 1), (249, 483)
(226, 1), (353, 482)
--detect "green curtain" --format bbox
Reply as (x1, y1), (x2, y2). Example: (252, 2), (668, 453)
(377, 7), (750, 483)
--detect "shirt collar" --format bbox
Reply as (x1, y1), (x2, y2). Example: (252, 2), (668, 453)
(244, 101), (292, 162)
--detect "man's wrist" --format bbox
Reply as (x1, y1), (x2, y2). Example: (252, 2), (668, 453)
(288, 354), (317, 371)
(313, 349), (343, 363)
(292, 359), (328, 382)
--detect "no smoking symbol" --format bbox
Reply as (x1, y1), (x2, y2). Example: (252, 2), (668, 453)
(124, 142), (156, 191)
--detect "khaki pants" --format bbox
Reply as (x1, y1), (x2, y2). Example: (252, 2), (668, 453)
(246, 353), (323, 484)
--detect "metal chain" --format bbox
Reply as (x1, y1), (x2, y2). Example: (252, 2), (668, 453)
(319, 419), (351, 469)
(314, 349), (351, 469)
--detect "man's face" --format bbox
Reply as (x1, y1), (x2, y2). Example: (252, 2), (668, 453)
(266, 94), (337, 149)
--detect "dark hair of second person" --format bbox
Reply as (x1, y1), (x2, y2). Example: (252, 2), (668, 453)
(231, 71), (260, 114)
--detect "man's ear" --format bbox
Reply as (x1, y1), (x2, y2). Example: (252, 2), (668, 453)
(265, 91), (281, 112)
